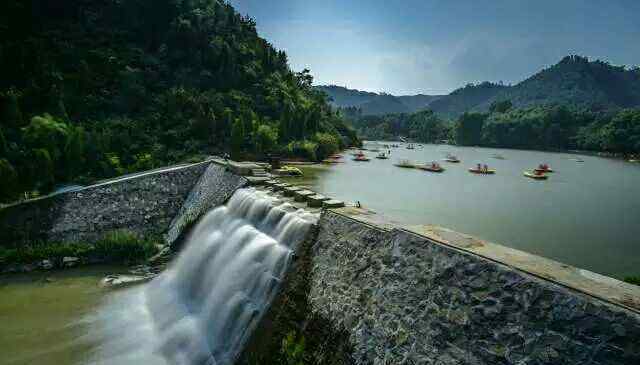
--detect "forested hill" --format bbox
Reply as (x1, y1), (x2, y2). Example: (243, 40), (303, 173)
(315, 85), (442, 115)
(479, 55), (640, 112)
(0, 0), (358, 203)
(320, 56), (640, 119)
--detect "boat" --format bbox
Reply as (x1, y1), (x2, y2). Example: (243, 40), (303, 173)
(329, 154), (343, 159)
(534, 164), (554, 173)
(571, 158), (585, 163)
(406, 144), (415, 150)
(524, 171), (548, 180)
(353, 156), (370, 162)
(394, 159), (415, 168)
(469, 167), (495, 174)
(444, 154), (460, 163)
(492, 154), (506, 160)
(376, 152), (389, 159)
(419, 163), (445, 173)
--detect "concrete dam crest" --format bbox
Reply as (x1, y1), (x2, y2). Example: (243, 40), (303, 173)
(1, 159), (639, 364)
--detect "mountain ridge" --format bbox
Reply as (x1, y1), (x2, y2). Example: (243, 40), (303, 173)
(317, 55), (640, 119)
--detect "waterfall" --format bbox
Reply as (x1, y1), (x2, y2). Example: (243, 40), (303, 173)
(84, 188), (317, 365)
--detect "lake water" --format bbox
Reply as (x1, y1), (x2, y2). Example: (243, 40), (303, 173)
(305, 142), (640, 279)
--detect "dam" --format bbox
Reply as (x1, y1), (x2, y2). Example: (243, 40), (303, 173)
(1, 159), (639, 364)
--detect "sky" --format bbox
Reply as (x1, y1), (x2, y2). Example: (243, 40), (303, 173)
(229, 0), (640, 95)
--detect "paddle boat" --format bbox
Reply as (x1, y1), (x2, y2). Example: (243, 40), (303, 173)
(419, 162), (445, 173)
(524, 170), (548, 180)
(376, 152), (389, 159)
(406, 144), (415, 150)
(492, 154), (506, 160)
(394, 159), (416, 168)
(444, 154), (460, 163)
(534, 164), (554, 173)
(353, 155), (370, 162)
(353, 151), (370, 162)
(469, 164), (495, 174)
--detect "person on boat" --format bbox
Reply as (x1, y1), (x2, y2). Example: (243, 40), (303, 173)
(477, 163), (482, 171)
(483, 164), (488, 172)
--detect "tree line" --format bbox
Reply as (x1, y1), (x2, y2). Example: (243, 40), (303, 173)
(455, 101), (640, 154)
(342, 99), (640, 157)
(0, 0), (358, 203)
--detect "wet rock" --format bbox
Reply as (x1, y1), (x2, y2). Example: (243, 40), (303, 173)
(62, 256), (80, 267)
(101, 274), (152, 288)
(39, 259), (54, 270)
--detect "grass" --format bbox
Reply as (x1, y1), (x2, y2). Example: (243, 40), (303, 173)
(0, 230), (159, 267)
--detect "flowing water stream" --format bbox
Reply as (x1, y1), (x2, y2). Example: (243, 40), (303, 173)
(0, 188), (316, 365)
(82, 188), (316, 365)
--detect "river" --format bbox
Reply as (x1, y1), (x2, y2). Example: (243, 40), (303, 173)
(302, 142), (640, 280)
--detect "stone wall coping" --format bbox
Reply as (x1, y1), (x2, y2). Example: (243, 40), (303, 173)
(330, 206), (640, 314)
(0, 160), (215, 211)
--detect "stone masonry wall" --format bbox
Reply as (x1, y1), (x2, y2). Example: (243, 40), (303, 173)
(310, 211), (640, 364)
(165, 163), (247, 248)
(0, 162), (211, 247)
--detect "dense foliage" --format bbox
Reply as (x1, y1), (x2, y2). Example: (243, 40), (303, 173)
(455, 103), (640, 155)
(347, 110), (452, 143)
(0, 229), (158, 266)
(0, 0), (357, 202)
(321, 56), (640, 119)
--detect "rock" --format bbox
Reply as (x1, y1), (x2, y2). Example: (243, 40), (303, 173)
(100, 274), (152, 289)
(322, 199), (345, 209)
(273, 183), (290, 192)
(294, 190), (315, 202)
(62, 256), (80, 268)
(39, 259), (54, 270)
(283, 186), (302, 197)
(307, 194), (330, 207)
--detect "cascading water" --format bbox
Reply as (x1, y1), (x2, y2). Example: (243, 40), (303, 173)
(83, 188), (317, 365)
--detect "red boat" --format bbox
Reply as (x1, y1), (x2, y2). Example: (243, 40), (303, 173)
(534, 164), (554, 173)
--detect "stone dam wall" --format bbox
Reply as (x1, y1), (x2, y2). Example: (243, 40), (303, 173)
(302, 210), (640, 364)
(2, 164), (640, 364)
(0, 161), (244, 247)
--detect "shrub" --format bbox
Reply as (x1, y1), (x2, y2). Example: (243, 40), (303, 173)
(0, 230), (158, 267)
(313, 133), (339, 161)
(286, 140), (318, 161)
(625, 276), (640, 286)
(94, 230), (158, 263)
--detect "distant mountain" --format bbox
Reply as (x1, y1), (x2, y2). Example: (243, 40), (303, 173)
(481, 55), (640, 111)
(314, 85), (443, 116)
(320, 55), (640, 119)
(427, 82), (509, 119)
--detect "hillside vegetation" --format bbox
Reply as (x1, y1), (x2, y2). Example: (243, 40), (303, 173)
(315, 85), (442, 116)
(0, 0), (358, 202)
(320, 56), (640, 119)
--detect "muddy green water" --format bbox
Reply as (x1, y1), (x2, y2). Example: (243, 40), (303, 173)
(0, 266), (129, 365)
(298, 142), (640, 280)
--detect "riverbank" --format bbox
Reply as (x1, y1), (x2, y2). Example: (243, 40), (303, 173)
(0, 230), (160, 274)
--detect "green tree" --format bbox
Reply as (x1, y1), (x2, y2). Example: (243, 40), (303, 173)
(0, 90), (24, 129)
(489, 100), (513, 114)
(254, 124), (278, 156)
(231, 118), (245, 160)
(0, 158), (18, 201)
(314, 132), (339, 161)
(456, 112), (486, 146)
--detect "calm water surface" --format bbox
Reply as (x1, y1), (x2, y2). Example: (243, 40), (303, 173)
(307, 142), (640, 279)
(0, 266), (128, 365)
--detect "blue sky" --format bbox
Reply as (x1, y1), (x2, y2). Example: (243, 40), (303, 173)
(229, 0), (640, 95)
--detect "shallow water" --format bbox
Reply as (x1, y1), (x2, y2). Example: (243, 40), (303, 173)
(0, 266), (129, 365)
(306, 142), (640, 279)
